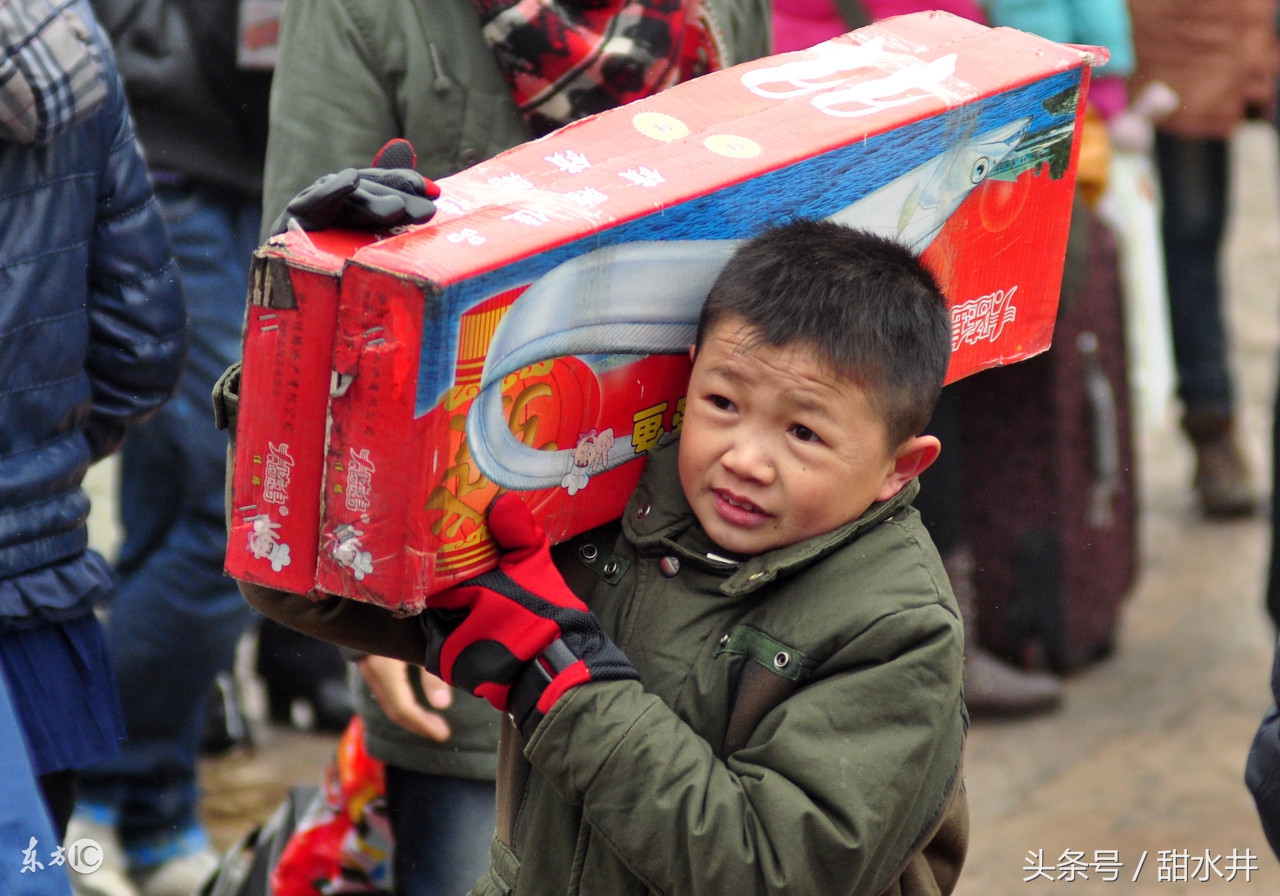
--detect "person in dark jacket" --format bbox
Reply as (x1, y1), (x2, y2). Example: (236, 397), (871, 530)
(66, 3), (298, 894)
(1247, 636), (1280, 858)
(0, 0), (185, 846)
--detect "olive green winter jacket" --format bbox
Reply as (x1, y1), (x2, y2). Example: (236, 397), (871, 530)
(478, 438), (967, 896)
(237, 435), (968, 896)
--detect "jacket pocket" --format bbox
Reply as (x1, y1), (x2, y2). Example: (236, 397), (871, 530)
(716, 625), (813, 757)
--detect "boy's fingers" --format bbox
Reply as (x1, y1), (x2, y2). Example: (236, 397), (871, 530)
(419, 668), (455, 711)
(356, 654), (453, 742)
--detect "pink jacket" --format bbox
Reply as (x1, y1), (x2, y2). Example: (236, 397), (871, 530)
(772, 0), (985, 54)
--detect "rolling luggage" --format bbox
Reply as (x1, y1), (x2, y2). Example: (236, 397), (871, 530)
(954, 200), (1139, 673)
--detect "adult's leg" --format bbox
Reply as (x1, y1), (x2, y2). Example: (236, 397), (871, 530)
(384, 765), (496, 896)
(1156, 132), (1232, 413)
(39, 770), (78, 841)
(1154, 132), (1257, 516)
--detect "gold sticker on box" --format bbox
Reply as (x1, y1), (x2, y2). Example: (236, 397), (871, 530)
(704, 134), (761, 158)
(633, 112), (689, 142)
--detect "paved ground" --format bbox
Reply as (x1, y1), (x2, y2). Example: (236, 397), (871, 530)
(84, 123), (1280, 893)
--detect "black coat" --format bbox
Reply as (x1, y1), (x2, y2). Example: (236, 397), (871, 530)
(1247, 637), (1280, 857)
(89, 0), (271, 195)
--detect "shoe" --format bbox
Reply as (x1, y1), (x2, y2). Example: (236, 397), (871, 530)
(129, 849), (219, 896)
(65, 816), (140, 896)
(963, 645), (1063, 717)
(943, 544), (1063, 718)
(1183, 408), (1258, 518)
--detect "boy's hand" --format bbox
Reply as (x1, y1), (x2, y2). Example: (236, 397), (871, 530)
(420, 494), (638, 733)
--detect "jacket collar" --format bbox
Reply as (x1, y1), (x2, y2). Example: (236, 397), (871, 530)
(621, 437), (921, 596)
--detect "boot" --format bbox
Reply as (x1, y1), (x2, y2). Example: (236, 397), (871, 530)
(943, 545), (1063, 718)
(1182, 408), (1258, 518)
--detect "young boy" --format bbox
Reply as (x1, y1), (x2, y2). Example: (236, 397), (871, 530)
(238, 219), (968, 896)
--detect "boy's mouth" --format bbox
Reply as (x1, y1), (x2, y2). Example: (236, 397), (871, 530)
(712, 489), (770, 525)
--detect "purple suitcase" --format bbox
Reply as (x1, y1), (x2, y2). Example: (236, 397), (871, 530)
(954, 202), (1139, 673)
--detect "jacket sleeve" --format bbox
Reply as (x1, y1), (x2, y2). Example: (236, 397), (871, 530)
(982, 0), (1134, 77)
(261, 0), (533, 241)
(82, 59), (186, 459)
(260, 0), (402, 240)
(1068, 0), (1135, 77)
(1247, 635), (1280, 859)
(524, 602), (966, 896)
(238, 579), (431, 666)
(704, 0), (772, 67)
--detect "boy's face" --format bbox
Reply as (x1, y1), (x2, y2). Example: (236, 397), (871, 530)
(678, 317), (914, 556)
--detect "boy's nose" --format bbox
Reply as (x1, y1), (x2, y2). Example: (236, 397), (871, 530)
(721, 438), (775, 483)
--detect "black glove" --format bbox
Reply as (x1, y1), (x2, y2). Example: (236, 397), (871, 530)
(270, 139), (440, 235)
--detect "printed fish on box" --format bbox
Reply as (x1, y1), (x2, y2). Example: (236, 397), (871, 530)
(225, 11), (1106, 612)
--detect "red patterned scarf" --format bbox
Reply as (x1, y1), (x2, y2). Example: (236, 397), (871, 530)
(472, 0), (725, 135)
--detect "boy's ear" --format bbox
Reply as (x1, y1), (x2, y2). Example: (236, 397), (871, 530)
(876, 434), (942, 503)
(688, 343), (697, 363)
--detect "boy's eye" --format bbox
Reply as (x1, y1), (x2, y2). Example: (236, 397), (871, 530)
(709, 394), (735, 411)
(791, 424), (821, 444)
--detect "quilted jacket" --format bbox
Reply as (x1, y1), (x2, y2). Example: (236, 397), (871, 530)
(0, 0), (186, 584)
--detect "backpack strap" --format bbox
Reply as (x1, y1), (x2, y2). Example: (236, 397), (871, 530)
(875, 772), (969, 896)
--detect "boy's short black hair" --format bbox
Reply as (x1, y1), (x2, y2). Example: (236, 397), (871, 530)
(696, 219), (952, 448)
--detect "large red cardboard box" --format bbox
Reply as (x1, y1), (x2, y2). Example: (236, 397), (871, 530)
(225, 229), (375, 594)
(226, 12), (1105, 611)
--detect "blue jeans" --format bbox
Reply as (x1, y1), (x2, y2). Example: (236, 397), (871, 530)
(77, 184), (261, 863)
(384, 766), (496, 896)
(1154, 132), (1234, 414)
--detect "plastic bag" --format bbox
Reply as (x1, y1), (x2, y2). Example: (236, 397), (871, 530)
(200, 784), (321, 896)
(1095, 149), (1176, 434)
(270, 717), (394, 896)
